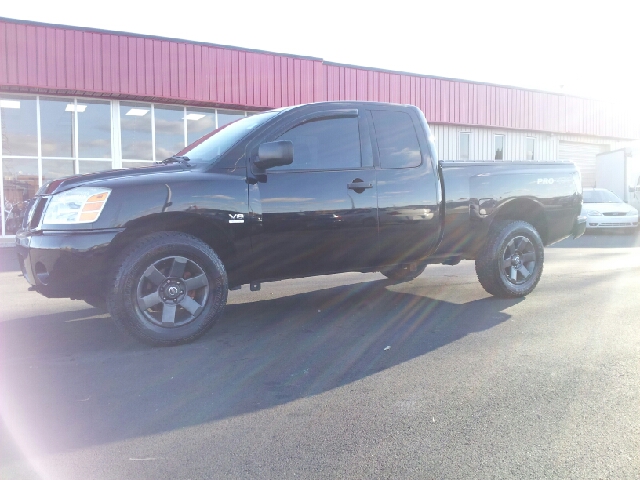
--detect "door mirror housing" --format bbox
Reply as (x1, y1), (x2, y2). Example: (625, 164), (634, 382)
(255, 141), (294, 169)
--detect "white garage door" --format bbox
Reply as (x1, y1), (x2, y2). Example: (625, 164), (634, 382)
(558, 141), (608, 187)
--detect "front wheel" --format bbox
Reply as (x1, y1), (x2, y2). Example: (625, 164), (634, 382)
(107, 232), (228, 346)
(475, 220), (544, 298)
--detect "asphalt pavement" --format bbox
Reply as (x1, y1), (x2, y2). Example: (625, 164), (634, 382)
(1, 231), (640, 479)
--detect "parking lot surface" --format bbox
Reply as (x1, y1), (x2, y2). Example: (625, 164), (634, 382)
(2, 232), (640, 479)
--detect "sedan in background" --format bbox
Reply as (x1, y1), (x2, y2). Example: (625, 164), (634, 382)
(582, 188), (638, 232)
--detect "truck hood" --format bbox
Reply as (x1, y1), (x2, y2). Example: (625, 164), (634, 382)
(38, 163), (192, 195)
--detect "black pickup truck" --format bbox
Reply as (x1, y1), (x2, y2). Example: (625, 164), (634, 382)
(16, 101), (586, 345)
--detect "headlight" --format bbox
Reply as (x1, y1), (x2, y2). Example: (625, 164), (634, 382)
(43, 187), (111, 224)
(627, 210), (638, 216)
(585, 210), (602, 216)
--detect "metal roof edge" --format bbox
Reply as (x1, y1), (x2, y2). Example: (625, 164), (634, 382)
(0, 16), (323, 62)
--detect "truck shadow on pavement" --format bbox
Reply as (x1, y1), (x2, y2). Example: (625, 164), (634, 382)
(1, 278), (521, 457)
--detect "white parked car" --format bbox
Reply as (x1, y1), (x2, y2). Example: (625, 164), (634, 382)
(582, 188), (639, 232)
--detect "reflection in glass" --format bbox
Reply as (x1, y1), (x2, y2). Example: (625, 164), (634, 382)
(217, 109), (245, 128)
(275, 117), (361, 170)
(78, 160), (113, 174)
(42, 159), (76, 186)
(122, 161), (153, 169)
(371, 110), (421, 168)
(495, 135), (504, 160)
(121, 102), (152, 160)
(2, 158), (38, 235)
(154, 106), (185, 160)
(1, 95), (38, 156)
(79, 99), (112, 158)
(186, 108), (216, 145)
(40, 97), (74, 158)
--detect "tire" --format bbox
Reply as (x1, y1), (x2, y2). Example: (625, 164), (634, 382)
(107, 232), (228, 346)
(475, 220), (544, 298)
(381, 263), (426, 283)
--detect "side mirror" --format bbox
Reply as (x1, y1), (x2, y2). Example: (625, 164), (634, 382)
(254, 141), (294, 169)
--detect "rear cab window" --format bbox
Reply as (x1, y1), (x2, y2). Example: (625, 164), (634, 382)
(369, 110), (422, 169)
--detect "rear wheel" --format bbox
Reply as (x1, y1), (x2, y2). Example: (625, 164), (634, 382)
(475, 220), (544, 298)
(107, 232), (227, 346)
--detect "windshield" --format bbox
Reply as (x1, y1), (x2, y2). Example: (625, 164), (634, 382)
(583, 189), (622, 203)
(176, 110), (281, 164)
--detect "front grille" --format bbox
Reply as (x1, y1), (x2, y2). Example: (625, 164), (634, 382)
(602, 212), (627, 216)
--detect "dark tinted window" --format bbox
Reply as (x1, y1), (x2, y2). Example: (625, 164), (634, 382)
(371, 111), (422, 168)
(274, 117), (361, 170)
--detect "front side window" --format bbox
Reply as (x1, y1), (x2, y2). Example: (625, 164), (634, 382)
(494, 134), (505, 160)
(273, 117), (361, 171)
(370, 110), (421, 169)
(460, 132), (470, 161)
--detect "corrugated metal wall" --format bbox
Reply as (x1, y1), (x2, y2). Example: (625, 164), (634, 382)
(1, 17), (639, 140)
(430, 124), (626, 162)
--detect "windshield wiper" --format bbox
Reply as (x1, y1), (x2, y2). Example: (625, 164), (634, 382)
(158, 155), (191, 166)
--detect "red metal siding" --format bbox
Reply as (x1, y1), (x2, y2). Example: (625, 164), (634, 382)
(1, 18), (638, 139)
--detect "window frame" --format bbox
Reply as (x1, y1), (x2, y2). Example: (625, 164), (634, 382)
(369, 109), (424, 170)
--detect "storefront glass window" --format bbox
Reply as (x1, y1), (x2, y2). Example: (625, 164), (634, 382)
(79, 160), (113, 174)
(78, 99), (112, 159)
(120, 102), (152, 160)
(1, 96), (38, 156)
(217, 109), (245, 128)
(186, 108), (216, 145)
(2, 158), (38, 235)
(40, 97), (74, 158)
(122, 161), (154, 169)
(42, 159), (75, 186)
(154, 105), (185, 160)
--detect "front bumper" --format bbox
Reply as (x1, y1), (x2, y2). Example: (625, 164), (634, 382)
(15, 229), (123, 298)
(585, 216), (638, 229)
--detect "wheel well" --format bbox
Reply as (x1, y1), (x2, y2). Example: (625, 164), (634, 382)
(107, 213), (234, 274)
(491, 199), (548, 244)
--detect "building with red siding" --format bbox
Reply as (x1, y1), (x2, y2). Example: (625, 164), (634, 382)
(1, 17), (639, 237)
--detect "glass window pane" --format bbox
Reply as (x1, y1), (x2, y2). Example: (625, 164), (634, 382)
(460, 133), (470, 161)
(495, 135), (504, 160)
(1, 95), (37, 156)
(154, 105), (184, 160)
(186, 108), (216, 145)
(78, 99), (112, 158)
(3, 158), (38, 235)
(275, 117), (361, 171)
(78, 160), (113, 174)
(526, 137), (535, 161)
(217, 109), (245, 128)
(122, 161), (153, 169)
(371, 111), (422, 168)
(120, 102), (152, 160)
(42, 159), (75, 186)
(40, 97), (74, 158)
